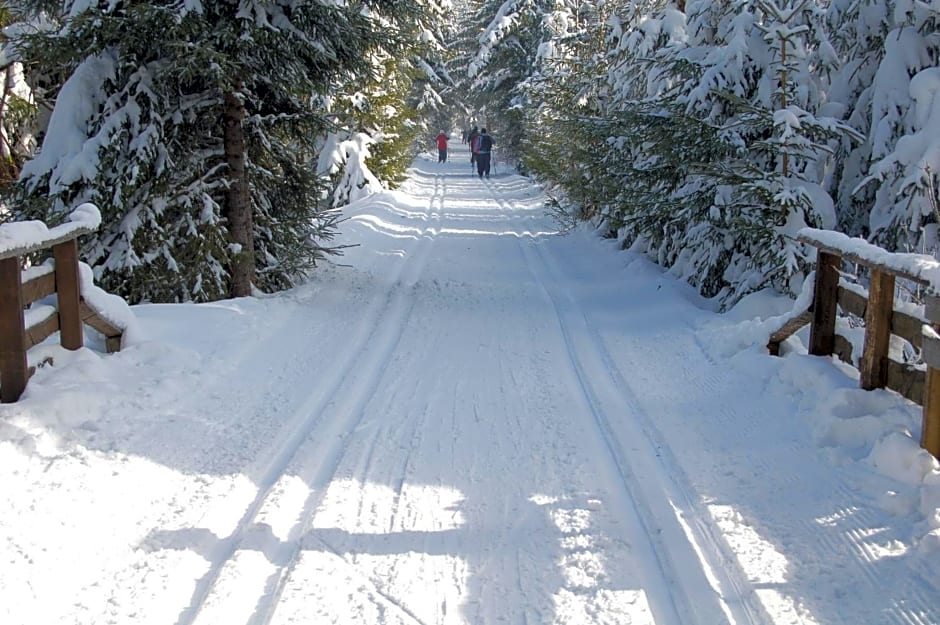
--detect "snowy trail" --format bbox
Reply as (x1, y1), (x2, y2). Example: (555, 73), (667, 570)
(534, 220), (940, 625)
(491, 185), (764, 625)
(3, 156), (939, 625)
(238, 162), (754, 625)
(169, 175), (446, 625)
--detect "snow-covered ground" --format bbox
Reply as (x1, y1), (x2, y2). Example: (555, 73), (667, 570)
(2, 155), (939, 625)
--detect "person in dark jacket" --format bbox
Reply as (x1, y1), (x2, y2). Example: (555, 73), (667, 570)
(475, 128), (494, 178)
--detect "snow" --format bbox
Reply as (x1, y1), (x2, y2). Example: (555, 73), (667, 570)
(19, 53), (116, 195)
(0, 203), (101, 256)
(799, 226), (940, 288)
(1, 157), (939, 625)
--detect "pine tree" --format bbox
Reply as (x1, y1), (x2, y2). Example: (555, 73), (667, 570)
(854, 1), (940, 254)
(464, 0), (562, 164)
(0, 2), (39, 190)
(10, 0), (427, 302)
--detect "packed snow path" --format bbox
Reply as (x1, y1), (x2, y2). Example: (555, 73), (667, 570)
(2, 157), (939, 625)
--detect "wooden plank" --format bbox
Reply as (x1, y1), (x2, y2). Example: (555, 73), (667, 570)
(923, 304), (940, 458)
(79, 301), (122, 339)
(767, 309), (812, 355)
(79, 301), (123, 353)
(927, 295), (940, 325)
(924, 331), (940, 370)
(833, 333), (854, 365)
(923, 367), (940, 458)
(0, 257), (28, 402)
(837, 284), (924, 348)
(836, 285), (866, 318)
(24, 311), (59, 350)
(798, 232), (931, 286)
(53, 240), (83, 350)
(809, 252), (840, 356)
(891, 308), (925, 350)
(0, 225), (95, 261)
(886, 359), (925, 405)
(22, 271), (56, 306)
(105, 335), (122, 353)
(860, 269), (895, 390)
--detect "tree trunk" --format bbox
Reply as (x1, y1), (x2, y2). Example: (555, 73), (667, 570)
(222, 85), (255, 298)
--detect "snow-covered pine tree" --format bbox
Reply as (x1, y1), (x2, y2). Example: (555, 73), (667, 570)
(0, 2), (40, 190)
(405, 0), (458, 146)
(10, 0), (425, 302)
(465, 0), (562, 164)
(854, 1), (940, 254)
(823, 0), (892, 239)
(317, 0), (454, 205)
(597, 1), (857, 304)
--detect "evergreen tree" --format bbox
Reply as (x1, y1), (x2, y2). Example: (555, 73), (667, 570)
(464, 0), (561, 165)
(0, 1), (41, 190)
(9, 0), (428, 302)
(855, 1), (940, 253)
(534, 0), (861, 305)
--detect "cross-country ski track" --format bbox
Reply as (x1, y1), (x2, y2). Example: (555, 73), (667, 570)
(2, 156), (939, 625)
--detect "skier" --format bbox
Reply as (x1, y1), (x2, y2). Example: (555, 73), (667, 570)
(475, 128), (494, 179)
(466, 125), (480, 168)
(436, 130), (449, 163)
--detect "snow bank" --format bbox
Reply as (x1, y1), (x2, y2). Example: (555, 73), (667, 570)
(701, 278), (940, 552)
(78, 262), (141, 346)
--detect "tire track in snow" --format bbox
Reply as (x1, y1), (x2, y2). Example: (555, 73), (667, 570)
(170, 172), (444, 625)
(480, 177), (766, 625)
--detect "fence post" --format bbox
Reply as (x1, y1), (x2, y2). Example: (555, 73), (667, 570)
(0, 257), (28, 402)
(860, 268), (895, 390)
(53, 239), (83, 350)
(922, 296), (940, 458)
(809, 251), (840, 356)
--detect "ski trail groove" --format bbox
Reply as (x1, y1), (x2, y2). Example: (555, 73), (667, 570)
(481, 179), (765, 625)
(528, 235), (770, 625)
(174, 178), (442, 625)
(247, 172), (446, 625)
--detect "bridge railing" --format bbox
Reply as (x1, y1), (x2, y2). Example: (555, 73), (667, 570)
(768, 228), (940, 458)
(0, 204), (126, 402)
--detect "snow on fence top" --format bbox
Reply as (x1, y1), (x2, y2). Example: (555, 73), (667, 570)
(0, 203), (101, 260)
(798, 227), (940, 289)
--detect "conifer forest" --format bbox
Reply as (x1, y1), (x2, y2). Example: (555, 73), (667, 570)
(0, 0), (938, 307)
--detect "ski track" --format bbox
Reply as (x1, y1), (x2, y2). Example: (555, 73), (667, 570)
(165, 174), (444, 625)
(510, 189), (939, 625)
(479, 179), (767, 625)
(593, 281), (936, 622)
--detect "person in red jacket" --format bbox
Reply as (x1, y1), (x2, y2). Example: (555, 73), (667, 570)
(436, 131), (449, 163)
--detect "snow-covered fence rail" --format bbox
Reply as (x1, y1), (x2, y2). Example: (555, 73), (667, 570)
(0, 204), (128, 403)
(768, 228), (940, 459)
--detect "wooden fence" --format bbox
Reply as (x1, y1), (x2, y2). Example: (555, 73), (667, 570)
(768, 229), (940, 459)
(0, 215), (124, 403)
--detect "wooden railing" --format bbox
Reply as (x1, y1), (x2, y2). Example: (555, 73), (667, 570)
(768, 228), (940, 458)
(0, 205), (125, 402)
